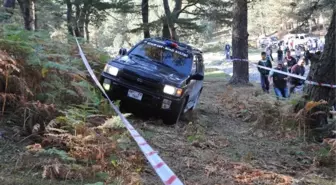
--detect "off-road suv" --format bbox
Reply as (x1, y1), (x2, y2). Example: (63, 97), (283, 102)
(99, 37), (204, 125)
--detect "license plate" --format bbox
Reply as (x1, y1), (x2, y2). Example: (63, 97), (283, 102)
(127, 89), (143, 101)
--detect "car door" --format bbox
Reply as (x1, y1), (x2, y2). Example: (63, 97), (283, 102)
(185, 54), (198, 108)
(189, 54), (203, 103)
(194, 54), (204, 96)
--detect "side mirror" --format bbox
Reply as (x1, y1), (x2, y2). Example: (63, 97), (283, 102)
(190, 73), (204, 81)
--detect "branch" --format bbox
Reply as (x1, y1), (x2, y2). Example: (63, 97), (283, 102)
(175, 0), (201, 17)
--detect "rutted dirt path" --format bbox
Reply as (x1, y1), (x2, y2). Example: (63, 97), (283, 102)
(130, 80), (334, 185)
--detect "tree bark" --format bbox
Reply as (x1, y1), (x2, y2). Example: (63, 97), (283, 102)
(141, 0), (150, 38)
(17, 0), (34, 31)
(84, 15), (89, 41)
(74, 2), (84, 37)
(229, 0), (249, 85)
(66, 0), (73, 35)
(162, 0), (174, 39)
(305, 10), (336, 105)
(162, 0), (182, 41)
(31, 0), (36, 30)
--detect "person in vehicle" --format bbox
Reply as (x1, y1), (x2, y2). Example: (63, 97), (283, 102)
(257, 52), (272, 93)
(289, 58), (305, 94)
(283, 50), (297, 73)
(269, 61), (289, 99)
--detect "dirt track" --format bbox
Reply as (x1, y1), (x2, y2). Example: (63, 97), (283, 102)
(130, 79), (334, 185)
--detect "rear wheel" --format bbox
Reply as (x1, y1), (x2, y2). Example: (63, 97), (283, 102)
(163, 98), (186, 125)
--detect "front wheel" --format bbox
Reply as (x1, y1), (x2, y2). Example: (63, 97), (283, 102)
(191, 91), (202, 111)
(163, 98), (186, 125)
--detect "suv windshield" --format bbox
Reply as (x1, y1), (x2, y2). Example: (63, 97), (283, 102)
(128, 41), (192, 75)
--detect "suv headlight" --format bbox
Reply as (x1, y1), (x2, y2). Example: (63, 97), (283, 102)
(163, 85), (183, 97)
(104, 64), (119, 76)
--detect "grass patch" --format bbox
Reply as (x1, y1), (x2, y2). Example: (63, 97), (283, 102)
(205, 71), (230, 81)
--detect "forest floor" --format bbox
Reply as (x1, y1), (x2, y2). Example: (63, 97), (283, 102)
(1, 70), (335, 185)
(132, 75), (335, 185)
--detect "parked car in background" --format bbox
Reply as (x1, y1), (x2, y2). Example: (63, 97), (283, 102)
(258, 36), (279, 49)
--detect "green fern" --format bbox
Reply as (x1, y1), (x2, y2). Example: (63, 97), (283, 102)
(40, 147), (76, 162)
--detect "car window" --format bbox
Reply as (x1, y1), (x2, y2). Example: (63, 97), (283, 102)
(128, 41), (192, 76)
(195, 54), (204, 73)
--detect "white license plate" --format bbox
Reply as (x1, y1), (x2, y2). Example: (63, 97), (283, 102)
(127, 89), (143, 101)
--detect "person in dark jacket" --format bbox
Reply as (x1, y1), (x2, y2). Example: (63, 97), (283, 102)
(257, 52), (272, 93)
(303, 46), (311, 66)
(277, 47), (283, 62)
(289, 58), (305, 94)
(269, 61), (289, 99)
(283, 50), (297, 73)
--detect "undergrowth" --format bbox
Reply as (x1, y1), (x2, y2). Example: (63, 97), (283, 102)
(0, 23), (113, 135)
(0, 22), (144, 184)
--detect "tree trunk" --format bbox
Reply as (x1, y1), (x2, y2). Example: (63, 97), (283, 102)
(30, 0), (35, 30)
(229, 0), (249, 85)
(17, 0), (34, 30)
(84, 16), (89, 42)
(66, 0), (73, 35)
(162, 0), (173, 39)
(74, 3), (84, 37)
(305, 10), (336, 105)
(162, 21), (170, 39)
(162, 0), (181, 40)
(141, 0), (150, 38)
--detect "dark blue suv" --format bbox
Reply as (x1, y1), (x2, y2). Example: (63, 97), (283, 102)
(99, 38), (204, 124)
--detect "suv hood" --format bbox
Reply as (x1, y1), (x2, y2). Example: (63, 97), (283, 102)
(110, 55), (188, 87)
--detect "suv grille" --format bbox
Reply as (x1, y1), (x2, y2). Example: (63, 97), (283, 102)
(119, 69), (162, 92)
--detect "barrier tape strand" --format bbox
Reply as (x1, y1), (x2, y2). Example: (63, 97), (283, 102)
(73, 37), (184, 185)
(223, 58), (335, 88)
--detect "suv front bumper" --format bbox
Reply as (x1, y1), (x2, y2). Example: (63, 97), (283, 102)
(99, 73), (184, 112)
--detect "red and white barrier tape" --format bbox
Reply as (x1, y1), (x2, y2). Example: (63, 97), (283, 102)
(225, 58), (336, 88)
(73, 37), (184, 185)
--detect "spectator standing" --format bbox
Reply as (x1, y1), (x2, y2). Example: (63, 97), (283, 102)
(303, 46), (311, 66)
(307, 39), (312, 50)
(312, 39), (317, 52)
(257, 52), (272, 93)
(277, 47), (283, 62)
(289, 59), (305, 94)
(265, 46), (274, 61)
(318, 39), (324, 51)
(269, 61), (289, 99)
(225, 44), (231, 60)
(295, 46), (301, 61)
(283, 50), (297, 73)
